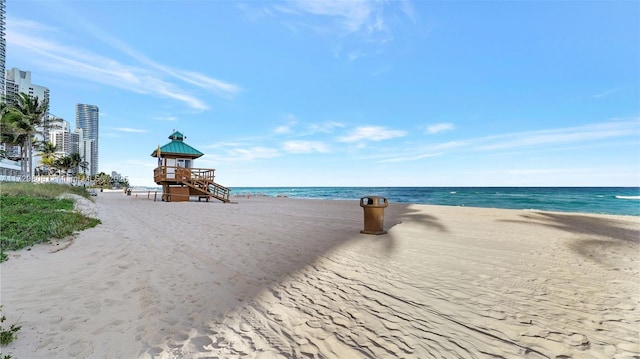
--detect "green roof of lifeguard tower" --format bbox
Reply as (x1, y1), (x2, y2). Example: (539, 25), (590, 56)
(151, 131), (204, 158)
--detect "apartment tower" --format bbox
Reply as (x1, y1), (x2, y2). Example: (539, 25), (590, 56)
(75, 104), (99, 176)
(5, 68), (49, 107)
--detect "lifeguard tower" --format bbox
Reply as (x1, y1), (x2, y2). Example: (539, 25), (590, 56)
(152, 131), (230, 203)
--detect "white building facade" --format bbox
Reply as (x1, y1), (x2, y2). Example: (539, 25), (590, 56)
(5, 68), (50, 109)
(49, 117), (80, 157)
(0, 0), (6, 97)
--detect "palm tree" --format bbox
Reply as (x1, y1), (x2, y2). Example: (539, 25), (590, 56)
(11, 92), (49, 181)
(78, 158), (89, 177)
(38, 141), (58, 175)
(69, 152), (82, 175)
(0, 109), (26, 161)
(54, 155), (73, 176)
(94, 172), (111, 188)
(0, 101), (14, 159)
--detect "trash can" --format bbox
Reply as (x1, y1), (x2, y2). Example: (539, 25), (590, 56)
(127, 188), (132, 196)
(360, 196), (388, 235)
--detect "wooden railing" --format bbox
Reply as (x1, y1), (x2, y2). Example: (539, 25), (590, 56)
(154, 166), (216, 183)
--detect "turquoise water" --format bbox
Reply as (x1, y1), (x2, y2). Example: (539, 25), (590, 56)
(230, 187), (640, 216)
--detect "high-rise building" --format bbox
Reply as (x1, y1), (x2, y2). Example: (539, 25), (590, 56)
(5, 68), (49, 107)
(5, 68), (51, 142)
(75, 104), (99, 176)
(1, 0), (6, 98)
(49, 117), (80, 158)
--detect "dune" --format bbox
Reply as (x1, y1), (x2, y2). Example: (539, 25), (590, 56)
(1, 192), (638, 358)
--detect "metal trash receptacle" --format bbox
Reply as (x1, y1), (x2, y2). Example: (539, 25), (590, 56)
(127, 188), (132, 196)
(360, 196), (388, 235)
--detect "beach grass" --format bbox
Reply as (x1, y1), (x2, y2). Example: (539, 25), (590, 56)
(0, 182), (101, 262)
(0, 182), (93, 199)
(0, 305), (21, 354)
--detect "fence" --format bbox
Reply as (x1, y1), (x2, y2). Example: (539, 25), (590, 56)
(124, 189), (222, 203)
(125, 189), (161, 202)
(1, 175), (94, 187)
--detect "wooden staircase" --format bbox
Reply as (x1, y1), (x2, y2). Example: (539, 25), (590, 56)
(182, 170), (230, 203)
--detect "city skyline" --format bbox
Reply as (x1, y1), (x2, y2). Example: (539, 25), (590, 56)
(1, 65), (100, 178)
(5, 1), (640, 187)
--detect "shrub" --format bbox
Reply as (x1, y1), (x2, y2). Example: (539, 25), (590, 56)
(0, 305), (21, 347)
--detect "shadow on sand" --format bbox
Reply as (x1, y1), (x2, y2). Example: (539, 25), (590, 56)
(503, 211), (639, 267)
(387, 203), (449, 233)
(375, 203), (448, 255)
(114, 197), (450, 357)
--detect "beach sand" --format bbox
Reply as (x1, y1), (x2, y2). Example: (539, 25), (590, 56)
(1, 192), (638, 358)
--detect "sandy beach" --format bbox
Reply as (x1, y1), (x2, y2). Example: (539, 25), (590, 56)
(1, 191), (639, 358)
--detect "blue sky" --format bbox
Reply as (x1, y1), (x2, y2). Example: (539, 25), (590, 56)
(7, 0), (640, 187)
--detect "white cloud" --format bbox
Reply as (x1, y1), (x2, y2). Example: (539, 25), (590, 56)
(476, 119), (639, 151)
(235, 1), (416, 62)
(399, 0), (417, 22)
(175, 70), (241, 99)
(337, 126), (407, 143)
(8, 29), (209, 110)
(274, 114), (298, 134)
(306, 120), (345, 134)
(378, 152), (442, 163)
(285, 0), (372, 32)
(113, 127), (149, 133)
(152, 115), (178, 122)
(347, 50), (365, 62)
(56, 12), (243, 99)
(227, 147), (280, 160)
(426, 122), (455, 134)
(202, 140), (255, 149)
(352, 119), (639, 165)
(275, 118), (345, 136)
(592, 88), (619, 99)
(265, 0), (412, 56)
(282, 140), (330, 153)
(274, 125), (292, 134)
(9, 18), (58, 33)
(274, 122), (297, 134)
(431, 141), (468, 151)
(236, 3), (276, 21)
(6, 16), (241, 110)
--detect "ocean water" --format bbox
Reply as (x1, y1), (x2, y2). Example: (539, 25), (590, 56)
(230, 187), (640, 216)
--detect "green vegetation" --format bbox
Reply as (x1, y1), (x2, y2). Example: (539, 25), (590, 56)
(0, 183), (101, 262)
(0, 182), (91, 199)
(0, 308), (20, 346)
(0, 305), (21, 359)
